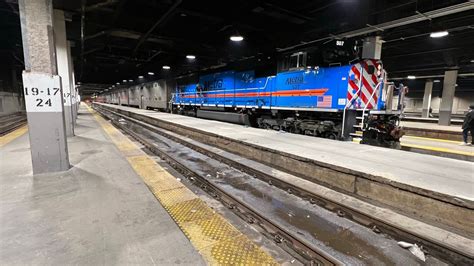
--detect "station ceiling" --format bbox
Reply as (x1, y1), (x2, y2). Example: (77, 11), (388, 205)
(1, 0), (474, 94)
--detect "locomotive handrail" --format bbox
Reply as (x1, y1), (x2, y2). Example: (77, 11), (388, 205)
(360, 81), (384, 130)
(341, 66), (364, 139)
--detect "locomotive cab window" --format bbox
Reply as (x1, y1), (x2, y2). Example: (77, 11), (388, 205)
(289, 52), (307, 70)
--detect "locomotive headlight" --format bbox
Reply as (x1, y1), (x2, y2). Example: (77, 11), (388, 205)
(376, 65), (383, 77)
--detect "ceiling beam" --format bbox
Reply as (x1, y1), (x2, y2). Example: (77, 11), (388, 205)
(77, 0), (119, 12)
(278, 1), (474, 52)
(132, 0), (182, 56)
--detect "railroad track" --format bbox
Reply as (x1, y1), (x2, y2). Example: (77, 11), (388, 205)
(94, 105), (471, 265)
(0, 113), (27, 136)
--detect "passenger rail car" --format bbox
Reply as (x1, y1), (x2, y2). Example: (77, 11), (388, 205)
(172, 59), (403, 147)
(97, 80), (171, 111)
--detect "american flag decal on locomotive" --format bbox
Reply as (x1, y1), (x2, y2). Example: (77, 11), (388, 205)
(317, 95), (332, 108)
(347, 59), (382, 109)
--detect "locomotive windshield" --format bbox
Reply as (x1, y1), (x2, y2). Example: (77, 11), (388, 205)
(289, 52), (307, 70)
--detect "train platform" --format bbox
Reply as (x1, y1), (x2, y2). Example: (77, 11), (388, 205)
(399, 135), (473, 161)
(401, 120), (463, 132)
(400, 120), (464, 141)
(0, 104), (277, 265)
(352, 133), (473, 161)
(352, 117), (471, 160)
(94, 103), (474, 237)
(402, 115), (464, 125)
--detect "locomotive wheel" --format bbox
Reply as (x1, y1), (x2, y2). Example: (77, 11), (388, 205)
(326, 133), (337, 140)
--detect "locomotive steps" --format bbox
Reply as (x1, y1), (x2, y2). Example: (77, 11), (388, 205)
(93, 103), (474, 260)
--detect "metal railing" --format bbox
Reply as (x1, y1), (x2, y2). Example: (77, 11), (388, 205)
(360, 81), (384, 130)
(341, 66), (363, 139)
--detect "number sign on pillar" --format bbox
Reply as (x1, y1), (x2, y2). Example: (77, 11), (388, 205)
(23, 73), (63, 113)
(63, 92), (72, 106)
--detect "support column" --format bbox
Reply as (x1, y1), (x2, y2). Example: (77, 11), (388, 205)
(66, 41), (78, 122)
(53, 9), (74, 136)
(421, 79), (433, 118)
(19, 0), (70, 174)
(438, 70), (458, 126)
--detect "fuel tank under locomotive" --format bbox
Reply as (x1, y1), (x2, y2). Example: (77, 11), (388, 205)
(256, 116), (339, 139)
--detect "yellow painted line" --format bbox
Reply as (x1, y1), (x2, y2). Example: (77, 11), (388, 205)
(402, 135), (461, 144)
(0, 125), (28, 147)
(352, 136), (473, 157)
(401, 143), (474, 157)
(86, 104), (277, 265)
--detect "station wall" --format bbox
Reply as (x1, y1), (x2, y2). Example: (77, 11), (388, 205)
(394, 91), (474, 115)
(0, 54), (24, 115)
(0, 91), (24, 115)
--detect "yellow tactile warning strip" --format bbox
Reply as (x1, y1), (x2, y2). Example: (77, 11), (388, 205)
(87, 105), (278, 265)
(0, 125), (28, 147)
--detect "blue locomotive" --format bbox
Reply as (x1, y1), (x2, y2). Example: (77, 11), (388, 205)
(172, 58), (403, 147)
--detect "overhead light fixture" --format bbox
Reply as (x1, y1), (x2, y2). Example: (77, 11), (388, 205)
(470, 59), (474, 63)
(128, 79), (133, 82)
(122, 79), (127, 82)
(430, 31), (449, 38)
(407, 75), (416, 79)
(186, 55), (196, 59)
(116, 82), (120, 85)
(230, 35), (244, 42)
(138, 76), (144, 79)
(433, 80), (441, 83)
(162, 65), (171, 70)
(148, 72), (155, 75)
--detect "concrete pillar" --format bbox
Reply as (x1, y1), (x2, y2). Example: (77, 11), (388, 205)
(19, 0), (70, 174)
(438, 70), (458, 126)
(66, 41), (78, 122)
(362, 36), (382, 60)
(421, 79), (433, 118)
(53, 9), (74, 136)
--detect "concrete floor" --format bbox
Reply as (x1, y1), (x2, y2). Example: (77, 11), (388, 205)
(97, 104), (474, 202)
(400, 120), (462, 132)
(400, 135), (474, 153)
(0, 106), (205, 265)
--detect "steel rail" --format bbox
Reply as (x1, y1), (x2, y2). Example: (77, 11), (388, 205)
(93, 105), (473, 265)
(94, 106), (343, 266)
(0, 114), (27, 136)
